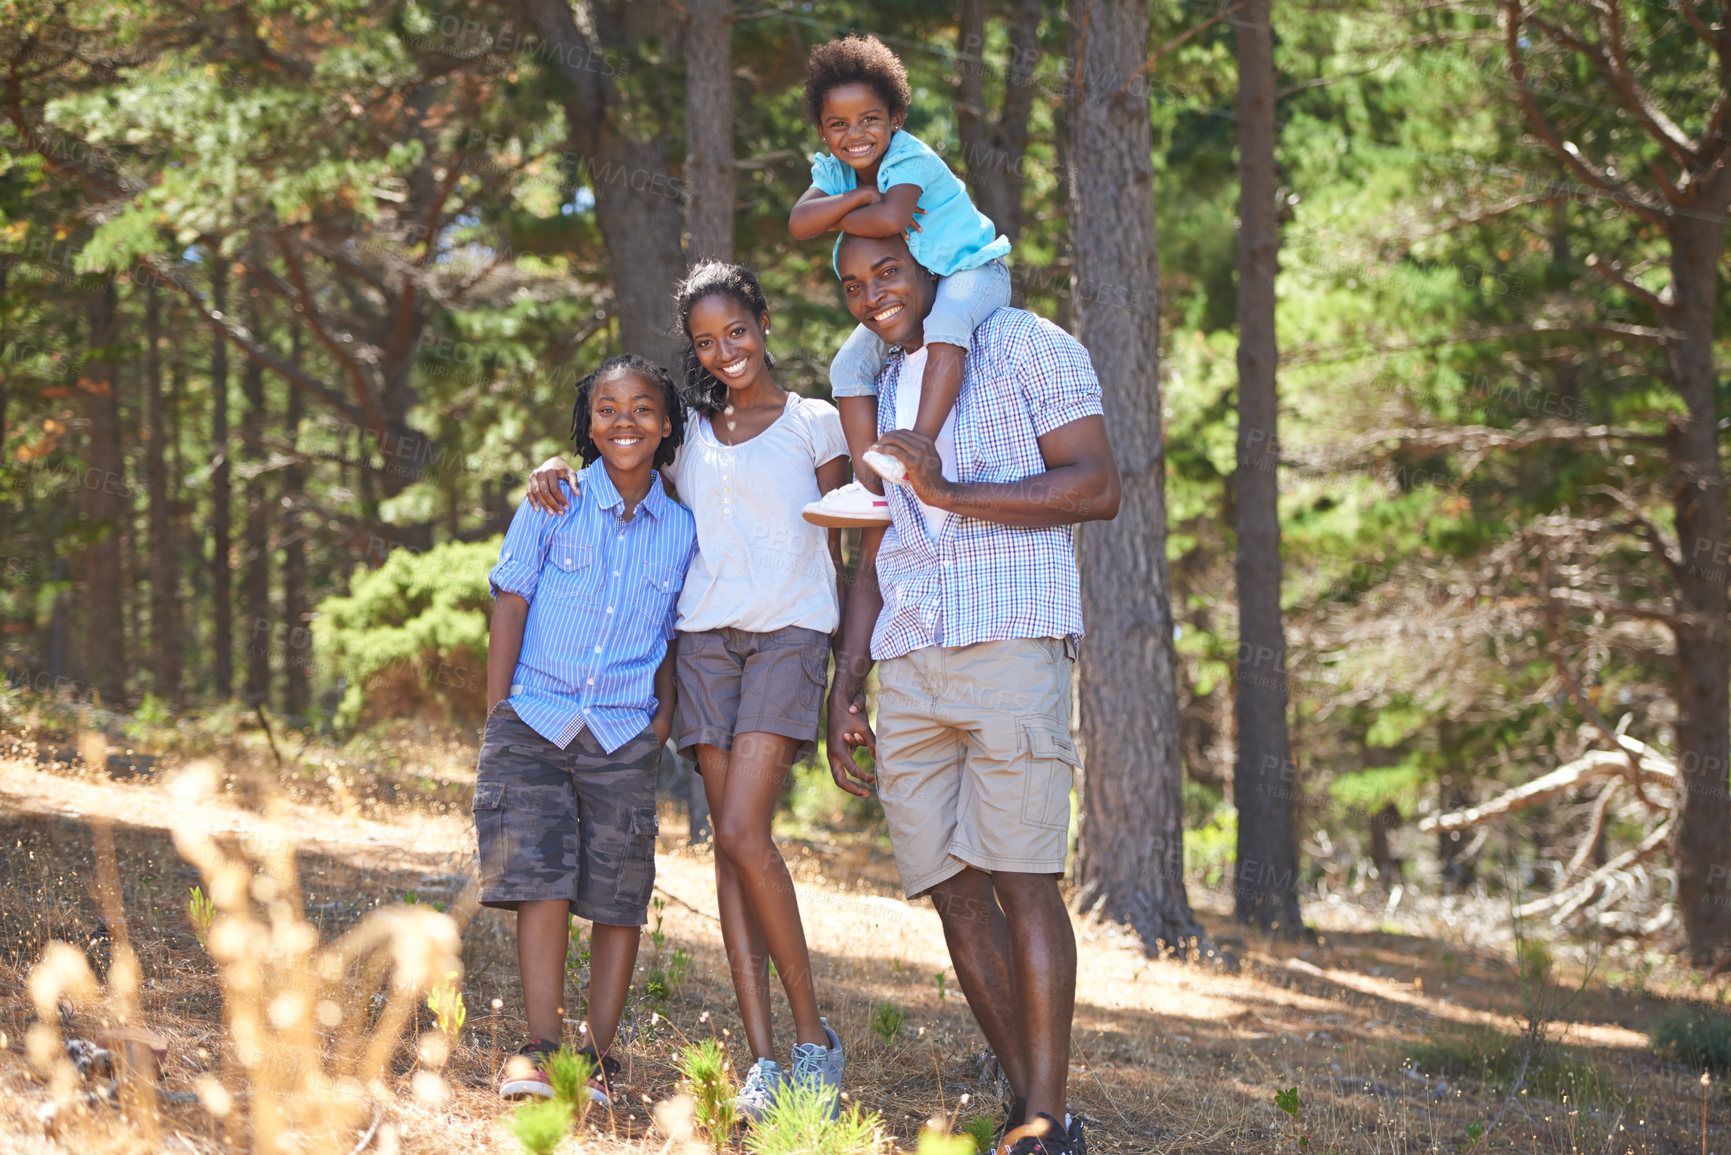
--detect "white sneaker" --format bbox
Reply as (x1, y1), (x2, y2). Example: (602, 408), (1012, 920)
(802, 481), (891, 528)
(861, 448), (909, 486)
(789, 1018), (846, 1119)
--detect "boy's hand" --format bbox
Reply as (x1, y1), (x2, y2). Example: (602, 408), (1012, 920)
(526, 456), (578, 515)
(826, 688), (876, 798)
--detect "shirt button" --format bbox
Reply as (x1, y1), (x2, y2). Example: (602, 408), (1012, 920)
(606, 607), (614, 614)
(564, 558), (573, 564)
(614, 570), (621, 576)
(594, 645), (601, 653)
(587, 678), (595, 685)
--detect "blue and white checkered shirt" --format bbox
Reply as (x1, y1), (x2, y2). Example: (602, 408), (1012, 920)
(489, 464), (697, 753)
(872, 307), (1104, 660)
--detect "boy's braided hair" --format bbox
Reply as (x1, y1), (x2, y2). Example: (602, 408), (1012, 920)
(568, 354), (685, 469)
(803, 34), (911, 125)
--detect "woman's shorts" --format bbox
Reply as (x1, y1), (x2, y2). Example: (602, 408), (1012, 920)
(674, 625), (831, 763)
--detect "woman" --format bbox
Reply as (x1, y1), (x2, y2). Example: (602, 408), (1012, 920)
(522, 262), (851, 1120)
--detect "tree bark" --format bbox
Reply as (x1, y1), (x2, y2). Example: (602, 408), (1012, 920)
(1230, 0), (1304, 936)
(82, 281), (125, 705)
(683, 0), (733, 263)
(241, 293), (271, 707)
(210, 253), (233, 699)
(523, 0), (688, 367)
(954, 0), (1043, 247)
(1667, 208), (1731, 964)
(145, 281), (181, 703)
(1066, 0), (1204, 951)
(282, 323), (311, 722)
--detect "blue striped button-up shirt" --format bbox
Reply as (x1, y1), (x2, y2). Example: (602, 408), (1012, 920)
(872, 307), (1104, 660)
(489, 464), (697, 753)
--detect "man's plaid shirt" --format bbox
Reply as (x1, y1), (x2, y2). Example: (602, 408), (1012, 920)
(871, 307), (1104, 661)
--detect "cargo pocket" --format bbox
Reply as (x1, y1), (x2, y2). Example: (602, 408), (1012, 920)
(799, 650), (830, 714)
(614, 805), (659, 910)
(472, 781), (508, 885)
(1017, 721), (1079, 832)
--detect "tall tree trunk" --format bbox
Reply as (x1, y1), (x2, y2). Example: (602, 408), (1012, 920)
(82, 281), (125, 705)
(1668, 209), (1731, 964)
(145, 281), (181, 703)
(523, 0), (688, 367)
(954, 0), (1043, 246)
(683, 0), (733, 263)
(282, 325), (310, 721)
(1066, 0), (1204, 950)
(1230, 0), (1304, 936)
(242, 295), (271, 707)
(210, 254), (233, 699)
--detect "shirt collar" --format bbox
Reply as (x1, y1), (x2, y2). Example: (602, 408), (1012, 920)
(579, 461), (668, 521)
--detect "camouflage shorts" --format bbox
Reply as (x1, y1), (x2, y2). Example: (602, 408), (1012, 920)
(472, 702), (661, 926)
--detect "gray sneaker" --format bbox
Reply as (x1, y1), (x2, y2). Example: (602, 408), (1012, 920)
(735, 1056), (783, 1123)
(788, 1018), (845, 1117)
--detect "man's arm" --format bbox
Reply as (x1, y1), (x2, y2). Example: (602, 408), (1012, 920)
(650, 640), (677, 745)
(872, 413), (1122, 528)
(487, 593), (530, 712)
(826, 525), (885, 797)
(790, 185), (886, 240)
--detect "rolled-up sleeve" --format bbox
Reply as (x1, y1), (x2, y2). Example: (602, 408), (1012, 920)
(1022, 328), (1105, 437)
(489, 497), (551, 602)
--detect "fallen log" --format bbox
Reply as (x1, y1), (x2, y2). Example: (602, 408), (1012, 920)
(1418, 741), (1674, 835)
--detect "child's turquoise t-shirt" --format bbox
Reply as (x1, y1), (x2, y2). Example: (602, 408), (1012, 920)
(810, 129), (1010, 277)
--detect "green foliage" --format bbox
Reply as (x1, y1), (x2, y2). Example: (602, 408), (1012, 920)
(676, 1039), (733, 1151)
(313, 538), (499, 730)
(187, 886), (216, 947)
(426, 975), (466, 1039)
(917, 1125), (978, 1155)
(1327, 759), (1423, 814)
(1650, 1010), (1731, 1074)
(509, 1097), (572, 1155)
(869, 1000), (905, 1045)
(1406, 1025), (1622, 1107)
(958, 1116), (997, 1153)
(1184, 807), (1237, 888)
(743, 1079), (885, 1155)
(545, 1048), (595, 1122)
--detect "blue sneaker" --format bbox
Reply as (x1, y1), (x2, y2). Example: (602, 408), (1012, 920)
(735, 1056), (783, 1124)
(788, 1018), (845, 1117)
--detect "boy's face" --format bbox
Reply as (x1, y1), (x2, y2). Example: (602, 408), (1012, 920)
(589, 370), (669, 473)
(819, 83), (901, 173)
(838, 234), (935, 351)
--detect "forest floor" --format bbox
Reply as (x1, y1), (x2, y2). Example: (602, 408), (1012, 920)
(0, 715), (1725, 1154)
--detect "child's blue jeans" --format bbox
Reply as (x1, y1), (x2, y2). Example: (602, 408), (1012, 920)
(829, 258), (1011, 398)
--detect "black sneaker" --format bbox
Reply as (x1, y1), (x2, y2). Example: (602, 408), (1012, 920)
(999, 1113), (1077, 1155)
(575, 1046), (623, 1109)
(1067, 1112), (1087, 1154)
(498, 1037), (559, 1099)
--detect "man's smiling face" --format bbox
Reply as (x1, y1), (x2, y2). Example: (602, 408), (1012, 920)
(836, 234), (937, 352)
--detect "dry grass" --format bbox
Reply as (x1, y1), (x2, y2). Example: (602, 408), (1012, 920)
(0, 707), (1726, 1153)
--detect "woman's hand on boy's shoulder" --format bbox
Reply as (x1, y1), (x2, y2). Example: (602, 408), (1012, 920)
(526, 456), (578, 516)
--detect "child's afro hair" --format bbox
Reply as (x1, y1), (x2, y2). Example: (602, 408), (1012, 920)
(803, 34), (912, 125)
(568, 353), (685, 470)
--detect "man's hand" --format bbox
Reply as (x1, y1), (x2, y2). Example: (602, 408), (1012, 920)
(871, 430), (949, 506)
(826, 688), (877, 798)
(651, 711), (673, 747)
(526, 456), (578, 515)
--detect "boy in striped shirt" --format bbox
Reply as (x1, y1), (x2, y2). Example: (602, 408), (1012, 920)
(479, 355), (697, 1105)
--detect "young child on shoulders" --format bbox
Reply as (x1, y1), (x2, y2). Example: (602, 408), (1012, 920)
(480, 354), (696, 1107)
(790, 33), (1012, 529)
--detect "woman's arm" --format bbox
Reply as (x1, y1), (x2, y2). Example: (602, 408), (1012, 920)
(833, 184), (925, 239)
(816, 456), (850, 643)
(523, 456), (675, 515)
(826, 526), (883, 797)
(790, 185), (885, 240)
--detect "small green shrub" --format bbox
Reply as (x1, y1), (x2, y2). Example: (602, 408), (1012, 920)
(546, 1048), (595, 1122)
(426, 974), (466, 1039)
(188, 885), (216, 947)
(1651, 1009), (1731, 1074)
(917, 1125), (978, 1155)
(509, 1097), (571, 1155)
(1184, 807), (1237, 888)
(959, 1115), (997, 1152)
(314, 537), (499, 730)
(676, 1038), (733, 1151)
(869, 1000), (905, 1045)
(743, 1079), (884, 1155)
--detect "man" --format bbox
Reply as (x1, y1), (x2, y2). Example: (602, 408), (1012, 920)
(825, 232), (1120, 1155)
